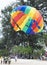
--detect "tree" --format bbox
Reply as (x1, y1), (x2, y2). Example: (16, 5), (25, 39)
(1, 6), (17, 50)
(11, 45), (32, 59)
(0, 0), (47, 58)
(43, 33), (47, 46)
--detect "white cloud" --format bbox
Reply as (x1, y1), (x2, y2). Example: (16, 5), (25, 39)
(0, 0), (16, 9)
(0, 23), (2, 27)
(0, 34), (3, 38)
(0, 0), (16, 14)
(45, 26), (47, 30)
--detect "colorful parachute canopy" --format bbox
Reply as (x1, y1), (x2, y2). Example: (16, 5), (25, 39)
(10, 5), (44, 34)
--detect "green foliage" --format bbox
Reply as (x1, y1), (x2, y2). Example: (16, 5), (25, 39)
(41, 48), (45, 55)
(43, 33), (47, 46)
(0, 0), (47, 58)
(0, 49), (9, 56)
(12, 45), (32, 54)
